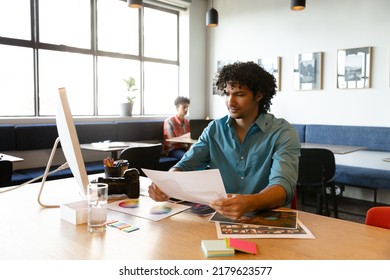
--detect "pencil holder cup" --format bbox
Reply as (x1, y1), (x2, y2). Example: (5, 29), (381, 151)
(118, 160), (129, 176)
(104, 166), (121, 178)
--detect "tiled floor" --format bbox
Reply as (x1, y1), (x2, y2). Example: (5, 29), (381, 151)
(296, 189), (384, 224)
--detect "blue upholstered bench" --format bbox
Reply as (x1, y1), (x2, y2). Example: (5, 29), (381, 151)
(335, 165), (390, 203)
(0, 120), (178, 187)
(304, 125), (390, 152)
(4, 121), (390, 203)
(304, 124), (390, 203)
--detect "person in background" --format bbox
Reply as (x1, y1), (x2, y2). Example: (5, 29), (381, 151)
(163, 96), (191, 160)
(151, 61), (300, 220)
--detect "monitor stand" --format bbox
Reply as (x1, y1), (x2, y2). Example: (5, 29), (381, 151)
(37, 137), (69, 208)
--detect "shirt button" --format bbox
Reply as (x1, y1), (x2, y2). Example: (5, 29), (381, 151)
(241, 177), (244, 180)
(240, 156), (244, 160)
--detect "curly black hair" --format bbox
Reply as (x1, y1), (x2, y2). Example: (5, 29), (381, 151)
(215, 61), (276, 113)
(174, 96), (190, 107)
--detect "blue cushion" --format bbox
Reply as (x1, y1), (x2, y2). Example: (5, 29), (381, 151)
(306, 125), (390, 152)
(10, 161), (105, 186)
(116, 120), (164, 142)
(75, 122), (117, 144)
(157, 156), (179, 171)
(293, 124), (305, 143)
(0, 125), (16, 151)
(335, 165), (390, 190)
(15, 124), (58, 150)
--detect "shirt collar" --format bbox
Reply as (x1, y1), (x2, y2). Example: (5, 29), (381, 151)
(226, 113), (269, 133)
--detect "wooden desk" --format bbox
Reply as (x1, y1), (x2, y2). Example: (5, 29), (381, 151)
(0, 174), (389, 260)
(301, 143), (365, 155)
(165, 133), (197, 145)
(0, 153), (24, 162)
(80, 141), (157, 159)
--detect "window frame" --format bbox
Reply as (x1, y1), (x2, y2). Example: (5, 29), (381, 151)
(0, 0), (180, 118)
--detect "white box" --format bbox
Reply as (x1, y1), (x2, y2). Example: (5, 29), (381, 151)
(60, 200), (88, 225)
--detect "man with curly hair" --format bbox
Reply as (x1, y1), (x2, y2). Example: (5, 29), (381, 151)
(149, 61), (300, 220)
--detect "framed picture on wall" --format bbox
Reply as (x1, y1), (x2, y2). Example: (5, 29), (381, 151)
(213, 60), (232, 95)
(258, 56), (281, 91)
(337, 46), (372, 89)
(293, 52), (322, 91)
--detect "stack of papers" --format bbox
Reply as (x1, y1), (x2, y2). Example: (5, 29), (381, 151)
(142, 168), (227, 205)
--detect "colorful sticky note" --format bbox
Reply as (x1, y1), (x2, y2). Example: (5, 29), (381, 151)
(201, 240), (235, 257)
(226, 238), (258, 255)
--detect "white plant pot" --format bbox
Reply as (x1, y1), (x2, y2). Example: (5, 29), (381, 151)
(120, 102), (133, 117)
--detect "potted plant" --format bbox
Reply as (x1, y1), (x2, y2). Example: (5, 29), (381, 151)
(120, 76), (137, 117)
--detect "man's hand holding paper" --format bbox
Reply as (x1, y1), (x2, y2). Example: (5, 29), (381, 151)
(142, 169), (227, 206)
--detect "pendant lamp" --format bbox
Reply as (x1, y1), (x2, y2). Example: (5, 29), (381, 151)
(206, 1), (218, 27)
(291, 0), (306, 11)
(128, 0), (143, 8)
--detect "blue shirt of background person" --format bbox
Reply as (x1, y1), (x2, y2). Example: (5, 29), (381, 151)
(148, 61), (300, 220)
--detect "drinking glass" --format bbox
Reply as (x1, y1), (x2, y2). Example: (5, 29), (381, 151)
(87, 183), (108, 233)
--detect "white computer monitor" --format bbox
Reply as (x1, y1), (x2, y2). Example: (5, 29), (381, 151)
(56, 87), (89, 196)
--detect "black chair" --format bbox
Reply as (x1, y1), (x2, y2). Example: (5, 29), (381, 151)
(296, 148), (338, 218)
(0, 160), (13, 187)
(119, 144), (162, 177)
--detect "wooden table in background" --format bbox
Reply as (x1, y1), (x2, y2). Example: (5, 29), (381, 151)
(0, 153), (23, 162)
(80, 141), (157, 159)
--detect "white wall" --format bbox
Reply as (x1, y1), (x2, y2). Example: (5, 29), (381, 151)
(204, 0), (390, 203)
(187, 0), (208, 119)
(206, 0), (390, 127)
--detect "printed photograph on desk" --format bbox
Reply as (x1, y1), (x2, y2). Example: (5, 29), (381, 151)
(210, 209), (298, 229)
(180, 201), (216, 216)
(215, 220), (315, 239)
(107, 196), (190, 221)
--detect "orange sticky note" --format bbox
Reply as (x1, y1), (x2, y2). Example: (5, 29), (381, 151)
(226, 238), (258, 255)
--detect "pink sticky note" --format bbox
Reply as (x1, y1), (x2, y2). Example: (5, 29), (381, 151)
(226, 238), (258, 255)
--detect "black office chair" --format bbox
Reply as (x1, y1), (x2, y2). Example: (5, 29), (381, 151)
(0, 160), (13, 188)
(119, 144), (162, 177)
(296, 148), (338, 218)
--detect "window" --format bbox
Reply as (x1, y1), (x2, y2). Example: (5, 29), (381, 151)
(38, 50), (94, 116)
(97, 57), (140, 115)
(0, 0), (31, 40)
(144, 62), (179, 115)
(97, 0), (139, 55)
(39, 0), (91, 49)
(144, 7), (178, 60)
(0, 45), (35, 116)
(0, 0), (181, 117)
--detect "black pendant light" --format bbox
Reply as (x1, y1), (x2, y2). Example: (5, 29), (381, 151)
(291, 0), (306, 11)
(206, 1), (218, 27)
(128, 0), (143, 8)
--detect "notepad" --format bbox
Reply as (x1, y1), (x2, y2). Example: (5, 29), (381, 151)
(201, 239), (235, 257)
(226, 238), (258, 255)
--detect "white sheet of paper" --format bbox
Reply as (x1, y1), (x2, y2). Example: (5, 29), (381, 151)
(142, 168), (227, 205)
